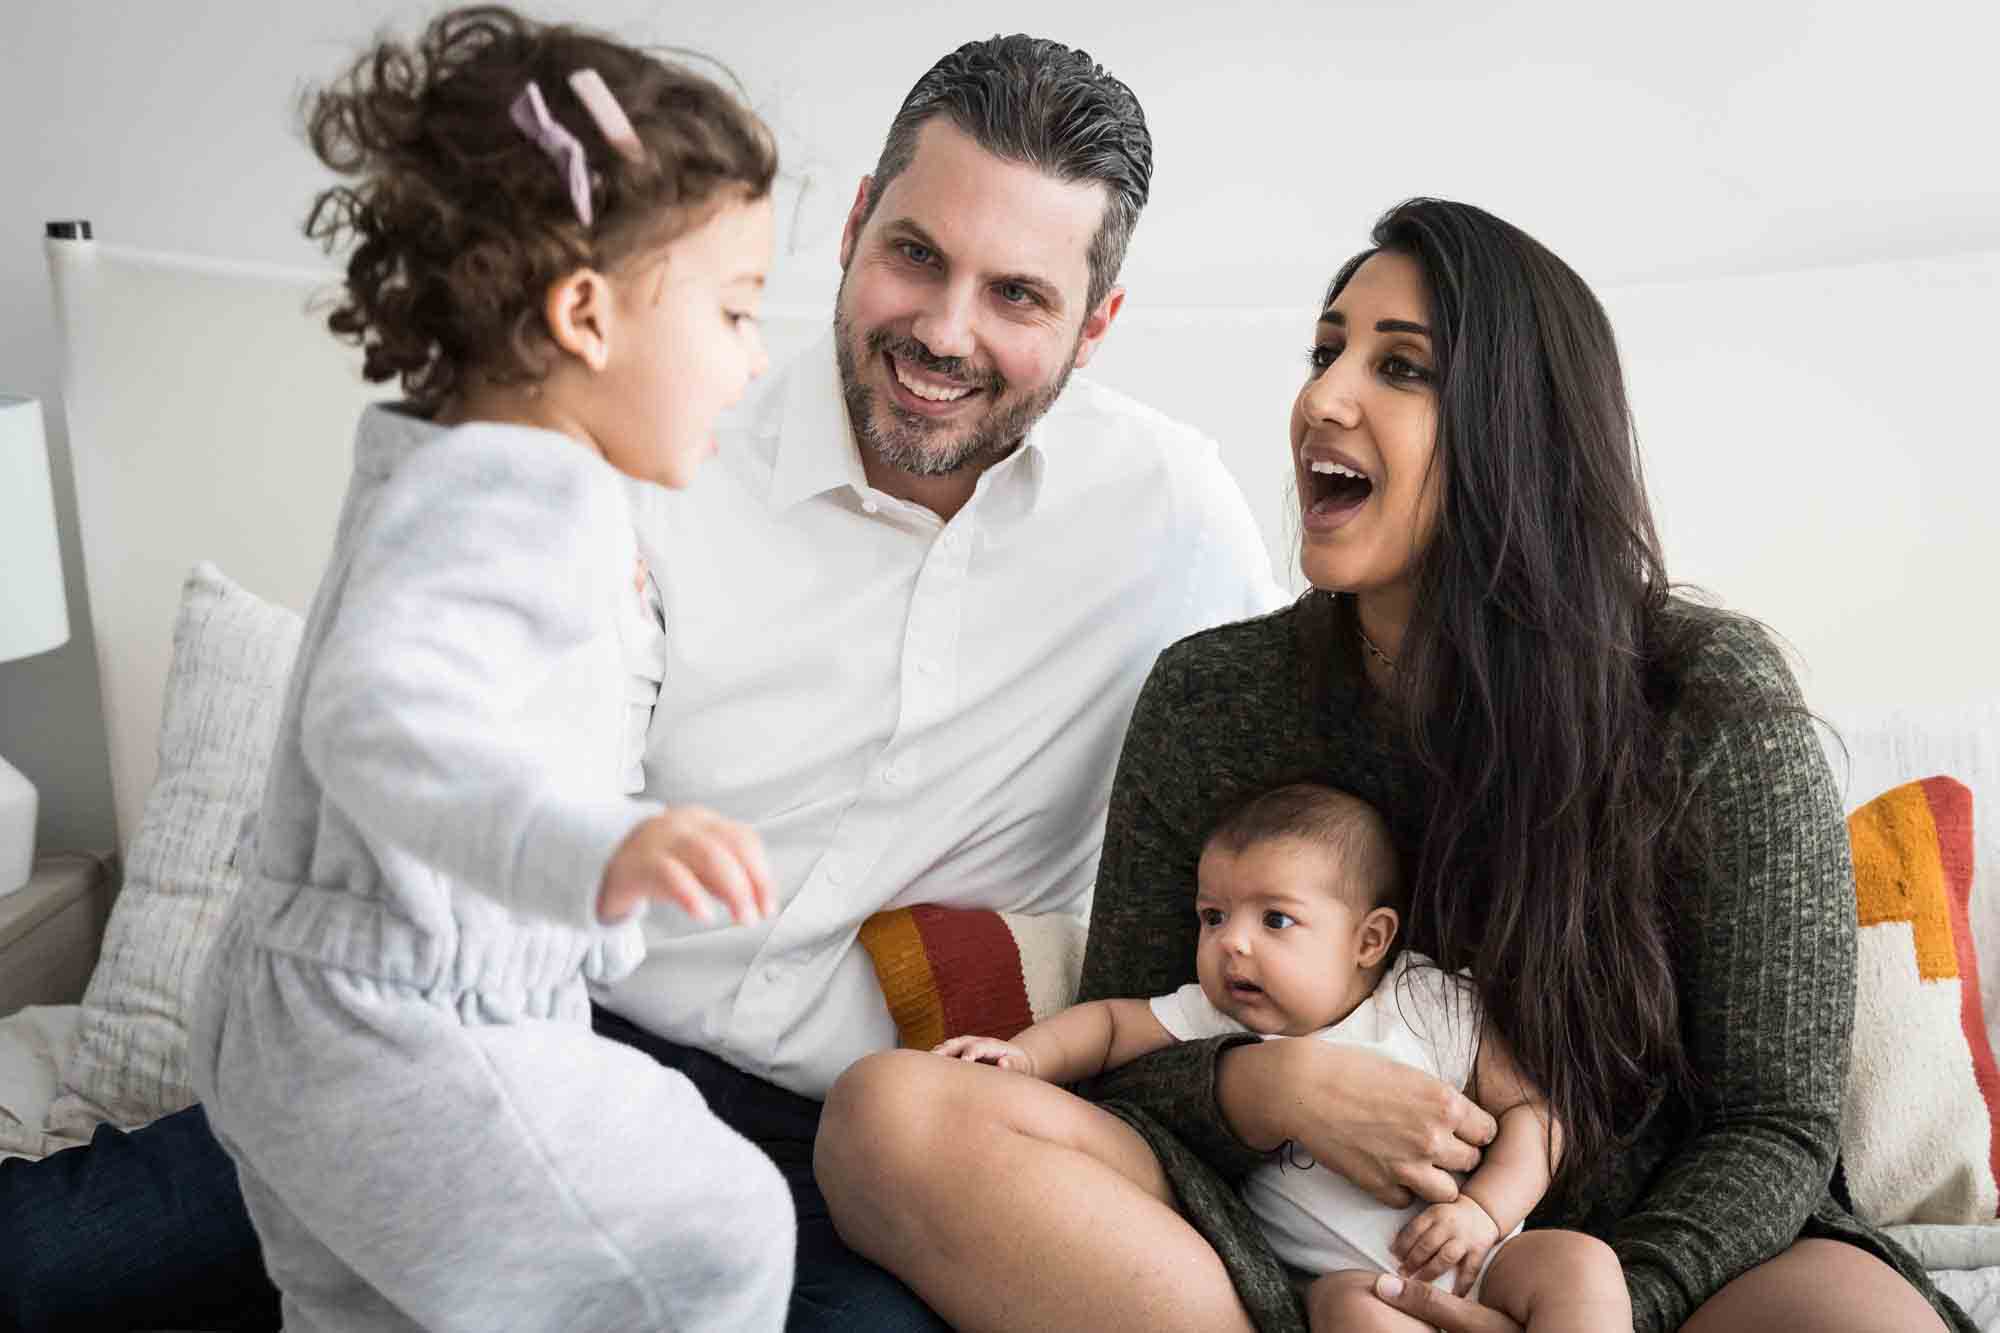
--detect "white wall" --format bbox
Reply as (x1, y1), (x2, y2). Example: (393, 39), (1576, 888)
(5, 0), (1998, 854)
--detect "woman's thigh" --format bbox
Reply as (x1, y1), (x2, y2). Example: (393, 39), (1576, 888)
(1680, 1238), (1947, 1333)
(821, 1049), (1173, 1205)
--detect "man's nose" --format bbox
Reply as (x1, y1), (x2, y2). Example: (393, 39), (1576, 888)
(910, 283), (977, 362)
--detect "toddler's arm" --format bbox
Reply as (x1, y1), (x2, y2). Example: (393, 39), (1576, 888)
(935, 998), (1176, 1084)
(300, 433), (767, 929)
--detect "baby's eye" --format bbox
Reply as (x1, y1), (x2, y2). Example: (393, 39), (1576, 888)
(1262, 910), (1297, 930)
(1197, 907), (1224, 928)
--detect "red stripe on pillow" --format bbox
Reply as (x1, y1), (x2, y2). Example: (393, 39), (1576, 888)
(909, 905), (1034, 1041)
(1921, 776), (2000, 1216)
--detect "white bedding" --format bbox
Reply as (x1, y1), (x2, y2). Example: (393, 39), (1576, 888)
(7, 1007), (2000, 1327)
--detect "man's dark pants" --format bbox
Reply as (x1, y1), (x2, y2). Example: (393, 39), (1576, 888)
(0, 1007), (950, 1333)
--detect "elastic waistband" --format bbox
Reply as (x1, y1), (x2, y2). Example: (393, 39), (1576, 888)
(242, 875), (645, 999)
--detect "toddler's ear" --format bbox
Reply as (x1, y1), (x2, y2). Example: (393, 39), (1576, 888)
(1356, 905), (1399, 968)
(544, 268), (614, 372)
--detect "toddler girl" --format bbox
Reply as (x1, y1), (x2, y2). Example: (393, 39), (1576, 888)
(191, 8), (793, 1330)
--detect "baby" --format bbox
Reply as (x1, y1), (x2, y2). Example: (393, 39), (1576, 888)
(937, 782), (1631, 1331)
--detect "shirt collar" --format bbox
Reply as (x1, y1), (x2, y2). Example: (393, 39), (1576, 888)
(766, 333), (870, 512)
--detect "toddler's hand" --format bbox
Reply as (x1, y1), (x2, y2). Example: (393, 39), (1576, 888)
(932, 1035), (1038, 1077)
(1392, 1195), (1500, 1292)
(598, 806), (774, 926)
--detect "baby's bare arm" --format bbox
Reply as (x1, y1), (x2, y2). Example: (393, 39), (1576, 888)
(1012, 998), (1177, 1084)
(1459, 1022), (1561, 1233)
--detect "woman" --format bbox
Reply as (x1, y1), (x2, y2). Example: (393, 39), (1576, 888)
(815, 198), (1971, 1332)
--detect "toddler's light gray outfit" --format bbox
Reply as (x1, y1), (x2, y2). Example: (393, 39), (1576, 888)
(191, 405), (793, 1333)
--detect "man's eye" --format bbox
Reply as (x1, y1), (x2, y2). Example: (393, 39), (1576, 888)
(997, 282), (1033, 305)
(1263, 911), (1297, 930)
(898, 241), (935, 266)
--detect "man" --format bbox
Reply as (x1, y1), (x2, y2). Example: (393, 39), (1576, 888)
(0, 33), (1279, 1333)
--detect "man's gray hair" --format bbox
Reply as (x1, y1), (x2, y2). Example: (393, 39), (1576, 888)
(862, 34), (1152, 312)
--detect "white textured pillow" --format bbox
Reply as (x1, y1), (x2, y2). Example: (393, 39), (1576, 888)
(47, 563), (301, 1138)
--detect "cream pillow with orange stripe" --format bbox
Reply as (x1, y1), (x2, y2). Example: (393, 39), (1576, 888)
(858, 906), (1085, 1049)
(1841, 775), (2000, 1224)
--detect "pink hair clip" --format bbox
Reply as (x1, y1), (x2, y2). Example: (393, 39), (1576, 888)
(510, 80), (594, 225)
(568, 68), (645, 165)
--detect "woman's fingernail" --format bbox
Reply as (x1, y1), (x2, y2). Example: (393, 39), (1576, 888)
(1377, 1275), (1405, 1300)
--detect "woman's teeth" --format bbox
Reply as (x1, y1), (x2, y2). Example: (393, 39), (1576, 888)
(1308, 460), (1366, 480)
(893, 358), (975, 403)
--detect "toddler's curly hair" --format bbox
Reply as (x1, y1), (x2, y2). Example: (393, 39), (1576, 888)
(304, 5), (777, 413)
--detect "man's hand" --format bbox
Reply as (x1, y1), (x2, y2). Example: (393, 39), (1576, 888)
(1393, 1195), (1500, 1290)
(1220, 1038), (1497, 1207)
(1372, 1274), (1524, 1333)
(598, 805), (774, 925)
(933, 1035), (1038, 1077)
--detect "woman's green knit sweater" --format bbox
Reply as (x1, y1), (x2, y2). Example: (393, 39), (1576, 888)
(1077, 597), (1972, 1333)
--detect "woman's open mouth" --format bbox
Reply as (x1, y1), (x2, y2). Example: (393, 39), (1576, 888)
(1302, 455), (1373, 533)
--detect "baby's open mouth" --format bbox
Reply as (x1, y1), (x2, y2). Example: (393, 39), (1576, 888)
(1306, 457), (1373, 515)
(1226, 978), (1264, 996)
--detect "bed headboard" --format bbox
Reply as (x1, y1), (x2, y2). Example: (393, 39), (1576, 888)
(44, 234), (372, 846)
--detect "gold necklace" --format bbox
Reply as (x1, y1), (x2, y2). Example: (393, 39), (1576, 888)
(1357, 622), (1397, 673)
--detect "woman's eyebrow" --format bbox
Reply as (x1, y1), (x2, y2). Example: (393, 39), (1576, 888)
(1316, 310), (1432, 340)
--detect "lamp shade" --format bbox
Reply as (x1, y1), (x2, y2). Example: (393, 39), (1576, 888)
(0, 395), (69, 663)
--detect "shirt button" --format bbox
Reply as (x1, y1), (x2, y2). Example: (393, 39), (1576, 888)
(884, 764), (905, 786)
(862, 499), (880, 515)
(763, 963), (783, 984)
(824, 858), (847, 885)
(916, 658), (938, 676)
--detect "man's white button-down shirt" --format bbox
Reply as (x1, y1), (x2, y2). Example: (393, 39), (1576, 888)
(598, 333), (1285, 1097)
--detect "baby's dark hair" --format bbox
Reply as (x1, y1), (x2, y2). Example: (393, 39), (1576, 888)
(1205, 783), (1404, 913)
(303, 4), (777, 414)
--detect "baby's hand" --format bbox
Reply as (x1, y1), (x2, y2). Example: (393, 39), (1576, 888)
(932, 1035), (1038, 1077)
(598, 806), (774, 926)
(1392, 1195), (1500, 1292)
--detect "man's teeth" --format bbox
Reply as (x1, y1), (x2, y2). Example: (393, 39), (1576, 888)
(1308, 460), (1366, 480)
(893, 358), (975, 403)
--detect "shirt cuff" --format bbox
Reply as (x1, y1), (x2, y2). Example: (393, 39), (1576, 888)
(517, 797), (664, 930)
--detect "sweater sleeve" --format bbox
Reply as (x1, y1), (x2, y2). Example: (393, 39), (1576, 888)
(1076, 643), (1270, 1180)
(1613, 624), (1856, 1332)
(300, 432), (656, 930)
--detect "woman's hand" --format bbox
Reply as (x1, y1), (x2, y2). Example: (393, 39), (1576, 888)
(1371, 1275), (1524, 1332)
(1218, 1037), (1496, 1206)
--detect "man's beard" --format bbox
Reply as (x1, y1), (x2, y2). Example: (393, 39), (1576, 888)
(833, 301), (1076, 479)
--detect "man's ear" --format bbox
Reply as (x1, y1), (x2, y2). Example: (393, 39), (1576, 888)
(544, 268), (615, 372)
(1356, 905), (1399, 969)
(1070, 285), (1125, 370)
(838, 175), (874, 270)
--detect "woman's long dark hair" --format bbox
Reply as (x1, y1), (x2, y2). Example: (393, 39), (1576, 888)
(1328, 198), (1707, 1201)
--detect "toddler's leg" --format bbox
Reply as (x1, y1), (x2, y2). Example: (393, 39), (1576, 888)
(1305, 1270), (1434, 1333)
(1477, 1229), (1632, 1332)
(208, 953), (793, 1333)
